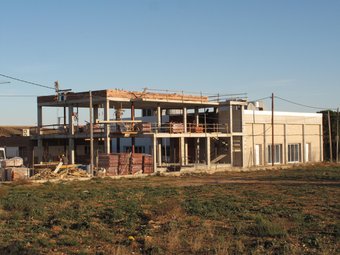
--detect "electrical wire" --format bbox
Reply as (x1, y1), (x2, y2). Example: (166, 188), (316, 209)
(0, 94), (40, 97)
(274, 95), (336, 111)
(0, 73), (55, 90)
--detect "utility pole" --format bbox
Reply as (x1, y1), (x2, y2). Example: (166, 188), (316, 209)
(337, 108), (339, 163)
(271, 93), (274, 166)
(328, 111), (333, 162)
(89, 91), (94, 175)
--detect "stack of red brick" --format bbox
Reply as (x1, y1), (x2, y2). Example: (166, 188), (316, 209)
(98, 153), (153, 176)
(142, 155), (153, 174)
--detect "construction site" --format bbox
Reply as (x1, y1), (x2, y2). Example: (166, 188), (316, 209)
(0, 87), (324, 181)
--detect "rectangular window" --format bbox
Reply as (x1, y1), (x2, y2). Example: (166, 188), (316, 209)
(288, 144), (301, 163)
(268, 144), (282, 164)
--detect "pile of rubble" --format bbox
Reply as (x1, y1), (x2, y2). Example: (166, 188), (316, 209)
(30, 162), (90, 180)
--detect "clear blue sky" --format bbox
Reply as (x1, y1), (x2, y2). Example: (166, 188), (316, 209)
(1, 0), (339, 125)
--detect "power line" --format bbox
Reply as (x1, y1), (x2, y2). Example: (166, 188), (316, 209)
(275, 95), (336, 111)
(0, 94), (39, 97)
(0, 73), (55, 90)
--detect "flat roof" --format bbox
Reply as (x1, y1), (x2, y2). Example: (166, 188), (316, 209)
(37, 89), (220, 109)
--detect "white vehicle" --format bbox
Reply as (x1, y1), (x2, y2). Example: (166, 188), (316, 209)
(0, 147), (6, 162)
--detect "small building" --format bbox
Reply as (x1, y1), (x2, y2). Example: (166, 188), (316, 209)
(0, 126), (34, 166)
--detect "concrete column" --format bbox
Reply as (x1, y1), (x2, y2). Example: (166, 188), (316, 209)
(68, 138), (75, 164)
(195, 107), (199, 126)
(153, 135), (157, 172)
(37, 105), (42, 134)
(37, 105), (43, 163)
(180, 137), (185, 165)
(185, 138), (189, 165)
(206, 136), (211, 167)
(157, 138), (162, 166)
(252, 123), (255, 166)
(104, 100), (111, 154)
(302, 124), (305, 163)
(131, 103), (135, 154)
(320, 124), (323, 162)
(195, 138), (200, 163)
(263, 123), (267, 165)
(37, 138), (43, 163)
(157, 105), (161, 132)
(93, 105), (99, 123)
(230, 136), (233, 166)
(229, 105), (233, 133)
(183, 107), (187, 133)
(68, 106), (75, 164)
(283, 124), (287, 164)
(68, 106), (74, 135)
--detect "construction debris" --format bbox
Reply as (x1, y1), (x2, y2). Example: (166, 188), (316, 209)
(30, 167), (90, 180)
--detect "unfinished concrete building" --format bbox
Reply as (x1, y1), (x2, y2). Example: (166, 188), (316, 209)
(32, 89), (323, 173)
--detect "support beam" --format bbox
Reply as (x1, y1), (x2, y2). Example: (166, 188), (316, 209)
(195, 138), (200, 163)
(93, 105), (99, 123)
(68, 138), (75, 164)
(183, 107), (187, 133)
(302, 124), (305, 163)
(37, 105), (42, 134)
(37, 139), (43, 163)
(284, 124), (287, 164)
(131, 102), (135, 154)
(68, 106), (74, 135)
(185, 138), (189, 165)
(180, 137), (185, 165)
(195, 107), (199, 126)
(37, 105), (43, 163)
(153, 135), (157, 172)
(157, 138), (162, 166)
(157, 105), (161, 130)
(104, 100), (111, 154)
(206, 136), (211, 167)
(320, 124), (323, 162)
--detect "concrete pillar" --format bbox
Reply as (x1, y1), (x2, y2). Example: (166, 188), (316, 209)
(195, 107), (199, 126)
(37, 105), (43, 163)
(229, 105), (233, 133)
(230, 136), (233, 166)
(206, 136), (211, 167)
(263, 123), (267, 165)
(157, 105), (161, 132)
(195, 138), (200, 163)
(320, 124), (323, 162)
(180, 137), (185, 165)
(302, 124), (305, 163)
(153, 135), (157, 172)
(68, 106), (74, 135)
(68, 138), (75, 164)
(284, 124), (287, 164)
(157, 138), (162, 166)
(67, 106), (75, 164)
(93, 105), (99, 123)
(183, 107), (187, 133)
(37, 138), (43, 163)
(104, 100), (111, 154)
(131, 103), (135, 154)
(37, 105), (43, 132)
(185, 138), (189, 165)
